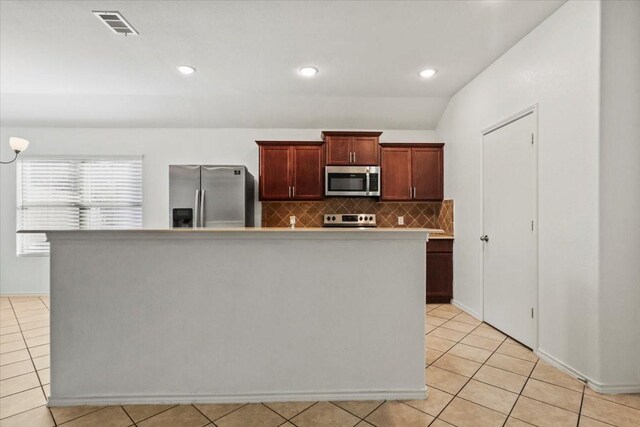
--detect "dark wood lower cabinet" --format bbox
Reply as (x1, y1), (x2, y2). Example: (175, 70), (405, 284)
(426, 239), (453, 303)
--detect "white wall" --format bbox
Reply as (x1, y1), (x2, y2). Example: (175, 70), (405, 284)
(0, 127), (438, 295)
(598, 0), (640, 390)
(437, 0), (602, 382)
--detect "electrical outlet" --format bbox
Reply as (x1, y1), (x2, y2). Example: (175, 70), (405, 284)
(289, 216), (296, 228)
(398, 216), (404, 225)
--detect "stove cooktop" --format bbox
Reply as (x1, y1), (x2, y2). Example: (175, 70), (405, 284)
(323, 213), (376, 227)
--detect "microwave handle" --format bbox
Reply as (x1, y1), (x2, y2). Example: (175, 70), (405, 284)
(366, 169), (370, 196)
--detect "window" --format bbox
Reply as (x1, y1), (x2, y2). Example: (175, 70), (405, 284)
(17, 157), (143, 256)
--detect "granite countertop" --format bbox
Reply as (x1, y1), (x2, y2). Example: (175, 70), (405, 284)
(428, 233), (454, 240)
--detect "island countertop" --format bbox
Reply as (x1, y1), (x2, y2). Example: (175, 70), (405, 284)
(21, 227), (442, 234)
(21, 227), (442, 242)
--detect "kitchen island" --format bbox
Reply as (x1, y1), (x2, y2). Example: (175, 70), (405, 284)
(37, 228), (434, 406)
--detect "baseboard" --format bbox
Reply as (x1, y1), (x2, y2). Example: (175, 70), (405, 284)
(0, 293), (49, 297)
(588, 383), (640, 394)
(450, 299), (482, 320)
(48, 388), (427, 407)
(535, 348), (590, 384)
(535, 349), (640, 395)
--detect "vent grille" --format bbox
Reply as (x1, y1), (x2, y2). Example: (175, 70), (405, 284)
(93, 11), (138, 36)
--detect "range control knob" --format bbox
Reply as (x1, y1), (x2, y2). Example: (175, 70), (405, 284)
(359, 216), (363, 221)
(332, 216), (336, 221)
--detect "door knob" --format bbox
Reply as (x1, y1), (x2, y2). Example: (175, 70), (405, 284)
(480, 235), (489, 242)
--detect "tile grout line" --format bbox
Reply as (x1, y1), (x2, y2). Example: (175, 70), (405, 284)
(4, 300), (636, 426)
(326, 399), (384, 425)
(501, 357), (540, 426)
(3, 297), (52, 424)
(427, 310), (592, 424)
(359, 399), (386, 422)
(9, 297), (65, 427)
(118, 405), (136, 427)
(580, 392), (640, 412)
(426, 339), (607, 421)
(124, 404), (179, 426)
(191, 403), (217, 425)
(447, 335), (636, 418)
(203, 402), (250, 425)
(422, 310), (507, 425)
(326, 400), (368, 423)
(430, 309), (580, 424)
(428, 325), (586, 398)
(284, 401), (320, 426)
(258, 402), (292, 424)
(576, 384), (586, 426)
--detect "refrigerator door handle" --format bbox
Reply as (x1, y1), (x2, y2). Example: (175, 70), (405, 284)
(202, 166), (238, 171)
(194, 189), (200, 228)
(200, 189), (206, 228)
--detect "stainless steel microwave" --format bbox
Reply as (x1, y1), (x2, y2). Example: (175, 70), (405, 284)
(325, 166), (380, 197)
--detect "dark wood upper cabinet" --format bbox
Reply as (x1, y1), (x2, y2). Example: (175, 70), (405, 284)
(380, 143), (444, 201)
(380, 147), (412, 200)
(325, 136), (351, 165)
(412, 147), (444, 200)
(322, 131), (382, 165)
(259, 145), (291, 200)
(257, 141), (324, 201)
(292, 145), (324, 199)
(351, 137), (379, 165)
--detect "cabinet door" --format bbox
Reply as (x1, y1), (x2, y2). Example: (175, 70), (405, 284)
(259, 146), (291, 200)
(412, 147), (443, 200)
(292, 146), (324, 200)
(426, 251), (453, 303)
(380, 147), (412, 200)
(326, 136), (351, 165)
(351, 137), (379, 165)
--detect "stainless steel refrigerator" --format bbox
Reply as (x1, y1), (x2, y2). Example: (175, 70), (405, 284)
(169, 165), (255, 228)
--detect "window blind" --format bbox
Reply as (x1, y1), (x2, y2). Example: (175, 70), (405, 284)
(17, 157), (142, 256)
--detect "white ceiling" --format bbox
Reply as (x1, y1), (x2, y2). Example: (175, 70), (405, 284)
(0, 0), (565, 129)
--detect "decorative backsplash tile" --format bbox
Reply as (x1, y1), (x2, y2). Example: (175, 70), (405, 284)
(262, 198), (454, 235)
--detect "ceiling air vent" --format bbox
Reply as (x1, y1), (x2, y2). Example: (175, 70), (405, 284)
(93, 11), (138, 36)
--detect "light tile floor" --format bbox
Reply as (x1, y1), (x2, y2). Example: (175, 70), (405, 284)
(1, 297), (639, 426)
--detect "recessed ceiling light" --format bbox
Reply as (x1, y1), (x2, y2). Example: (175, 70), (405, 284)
(177, 65), (196, 75)
(299, 66), (318, 77)
(419, 69), (437, 78)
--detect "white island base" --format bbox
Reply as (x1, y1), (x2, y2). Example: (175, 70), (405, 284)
(43, 228), (429, 406)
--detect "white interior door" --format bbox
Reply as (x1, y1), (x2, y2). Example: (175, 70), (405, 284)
(483, 111), (537, 349)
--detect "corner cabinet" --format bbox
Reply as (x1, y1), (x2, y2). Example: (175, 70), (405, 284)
(426, 239), (453, 303)
(380, 143), (444, 201)
(322, 131), (382, 165)
(257, 141), (324, 201)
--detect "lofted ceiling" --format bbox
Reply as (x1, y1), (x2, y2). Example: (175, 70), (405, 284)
(0, 0), (565, 129)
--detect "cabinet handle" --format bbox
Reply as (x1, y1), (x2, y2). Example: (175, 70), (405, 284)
(409, 186), (412, 198)
(353, 152), (356, 163)
(413, 187), (416, 199)
(289, 186), (292, 198)
(292, 186), (295, 197)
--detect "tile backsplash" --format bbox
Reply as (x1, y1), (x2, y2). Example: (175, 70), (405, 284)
(262, 198), (454, 235)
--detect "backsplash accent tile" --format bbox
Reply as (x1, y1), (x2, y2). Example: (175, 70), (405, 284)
(262, 198), (454, 235)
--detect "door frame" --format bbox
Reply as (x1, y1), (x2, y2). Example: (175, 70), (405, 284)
(481, 104), (539, 350)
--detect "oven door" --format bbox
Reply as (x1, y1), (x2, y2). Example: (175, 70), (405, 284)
(325, 166), (379, 196)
